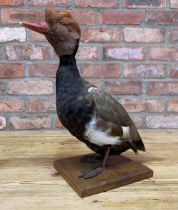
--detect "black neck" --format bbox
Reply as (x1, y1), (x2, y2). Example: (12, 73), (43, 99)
(60, 55), (76, 66)
(57, 54), (81, 78)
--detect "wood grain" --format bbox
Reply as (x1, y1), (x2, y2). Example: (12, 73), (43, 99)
(0, 130), (178, 209)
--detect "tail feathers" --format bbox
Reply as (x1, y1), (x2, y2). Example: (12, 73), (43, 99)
(132, 138), (145, 152)
(129, 124), (146, 152)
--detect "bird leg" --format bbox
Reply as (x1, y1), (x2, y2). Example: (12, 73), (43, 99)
(79, 146), (110, 179)
(80, 154), (103, 164)
(102, 146), (110, 168)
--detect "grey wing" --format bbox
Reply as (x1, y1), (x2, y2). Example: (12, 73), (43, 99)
(88, 87), (133, 126)
(87, 87), (145, 152)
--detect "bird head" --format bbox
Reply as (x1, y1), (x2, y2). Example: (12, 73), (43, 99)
(20, 9), (81, 57)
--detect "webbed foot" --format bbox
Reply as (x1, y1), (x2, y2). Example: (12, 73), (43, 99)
(78, 167), (105, 179)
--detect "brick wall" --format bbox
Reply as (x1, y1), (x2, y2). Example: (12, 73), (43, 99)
(0, 0), (178, 130)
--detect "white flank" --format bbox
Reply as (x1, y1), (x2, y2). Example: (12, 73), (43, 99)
(85, 116), (120, 147)
(122, 126), (130, 139)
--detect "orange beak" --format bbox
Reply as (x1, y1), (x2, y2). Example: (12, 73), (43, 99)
(20, 21), (49, 34)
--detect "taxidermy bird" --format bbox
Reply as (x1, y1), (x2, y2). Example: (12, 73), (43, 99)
(21, 8), (145, 179)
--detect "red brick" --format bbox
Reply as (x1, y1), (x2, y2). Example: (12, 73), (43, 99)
(1, 9), (44, 24)
(0, 0), (24, 5)
(28, 31), (46, 42)
(0, 64), (24, 78)
(124, 28), (164, 43)
(0, 99), (24, 112)
(167, 29), (178, 42)
(29, 64), (57, 78)
(121, 99), (164, 113)
(150, 47), (178, 61)
(7, 80), (54, 95)
(124, 64), (166, 78)
(75, 0), (117, 8)
(79, 64), (120, 78)
(130, 115), (143, 128)
(70, 10), (96, 25)
(29, 0), (72, 6)
(104, 46), (144, 60)
(168, 99), (178, 112)
(146, 115), (178, 128)
(99, 11), (144, 25)
(104, 81), (142, 95)
(125, 0), (166, 8)
(121, 99), (144, 112)
(146, 11), (178, 25)
(29, 99), (56, 113)
(0, 116), (6, 130)
(170, 64), (178, 78)
(170, 0), (178, 8)
(76, 46), (98, 60)
(0, 81), (4, 95)
(6, 44), (50, 60)
(9, 117), (51, 130)
(144, 100), (164, 112)
(147, 82), (178, 96)
(81, 28), (120, 43)
(56, 119), (63, 128)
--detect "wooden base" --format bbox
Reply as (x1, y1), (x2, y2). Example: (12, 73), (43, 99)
(54, 154), (153, 198)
